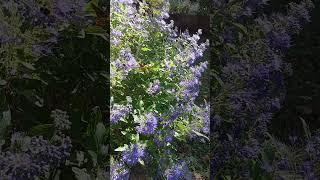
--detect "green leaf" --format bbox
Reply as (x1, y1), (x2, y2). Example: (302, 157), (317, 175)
(85, 27), (108, 40)
(84, 0), (98, 13)
(95, 122), (106, 144)
(53, 170), (61, 180)
(138, 158), (145, 166)
(34, 95), (44, 107)
(0, 80), (7, 86)
(232, 22), (248, 35)
(139, 100), (144, 107)
(211, 71), (224, 87)
(191, 130), (210, 141)
(76, 151), (85, 166)
(20, 61), (36, 71)
(141, 47), (151, 52)
(2, 110), (11, 126)
(87, 150), (98, 167)
(300, 117), (311, 139)
(72, 167), (92, 180)
(78, 29), (86, 38)
(99, 72), (109, 79)
(0, 109), (11, 143)
(114, 146), (127, 152)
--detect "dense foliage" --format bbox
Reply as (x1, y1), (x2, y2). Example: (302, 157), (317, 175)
(208, 0), (319, 179)
(0, 0), (320, 179)
(110, 0), (210, 179)
(0, 0), (109, 179)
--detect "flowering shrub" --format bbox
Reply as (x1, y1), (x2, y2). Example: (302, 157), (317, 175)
(209, 0), (318, 178)
(0, 110), (72, 179)
(0, 0), (319, 179)
(110, 0), (210, 178)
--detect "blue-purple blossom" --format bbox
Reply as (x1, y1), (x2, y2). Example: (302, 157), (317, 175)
(223, 28), (236, 43)
(136, 113), (158, 135)
(191, 62), (208, 78)
(111, 104), (131, 124)
(0, 24), (15, 45)
(0, 133), (72, 179)
(111, 161), (130, 180)
(147, 80), (161, 95)
(277, 158), (290, 170)
(115, 49), (138, 75)
(298, 161), (317, 180)
(115, 0), (134, 4)
(153, 129), (174, 147)
(287, 1), (313, 26)
(111, 29), (123, 45)
(210, 0), (314, 178)
(121, 144), (146, 166)
(52, 0), (86, 22)
(0, 151), (49, 179)
(306, 133), (320, 161)
(179, 77), (200, 101)
(266, 31), (291, 51)
(165, 161), (191, 180)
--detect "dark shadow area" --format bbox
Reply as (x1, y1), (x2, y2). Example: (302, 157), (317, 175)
(271, 1), (320, 143)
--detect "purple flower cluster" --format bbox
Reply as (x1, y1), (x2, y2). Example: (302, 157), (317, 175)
(153, 129), (175, 147)
(0, 0), (87, 61)
(0, 134), (72, 179)
(0, 23), (16, 45)
(135, 113), (158, 135)
(111, 29), (123, 46)
(256, 1), (313, 52)
(147, 80), (161, 95)
(179, 77), (200, 101)
(119, 49), (138, 71)
(111, 104), (131, 124)
(0, 109), (72, 179)
(52, 0), (86, 22)
(298, 161), (317, 180)
(112, 49), (139, 81)
(121, 144), (146, 166)
(306, 133), (320, 162)
(111, 161), (130, 180)
(211, 0), (314, 178)
(164, 161), (191, 180)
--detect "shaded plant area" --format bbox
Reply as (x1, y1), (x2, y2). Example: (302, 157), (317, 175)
(4, 32), (108, 131)
(0, 0), (110, 179)
(1, 31), (109, 179)
(271, 0), (320, 142)
(207, 0), (320, 179)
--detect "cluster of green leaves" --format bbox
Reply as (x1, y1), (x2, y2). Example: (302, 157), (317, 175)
(110, 1), (210, 178)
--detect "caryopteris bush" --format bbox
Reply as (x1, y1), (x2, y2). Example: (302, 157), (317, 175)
(110, 0), (210, 179)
